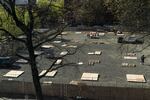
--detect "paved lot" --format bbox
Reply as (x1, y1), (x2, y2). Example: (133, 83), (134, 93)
(1, 31), (150, 88)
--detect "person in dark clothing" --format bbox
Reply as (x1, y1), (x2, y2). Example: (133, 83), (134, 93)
(140, 55), (145, 65)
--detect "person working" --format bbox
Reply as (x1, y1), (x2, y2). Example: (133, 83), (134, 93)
(140, 55), (145, 65)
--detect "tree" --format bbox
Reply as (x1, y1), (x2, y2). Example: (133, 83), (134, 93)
(0, 0), (80, 100)
(73, 0), (115, 26)
(107, 0), (150, 31)
(35, 0), (64, 28)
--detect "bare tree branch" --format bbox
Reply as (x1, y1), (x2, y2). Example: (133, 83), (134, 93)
(33, 25), (67, 49)
(16, 53), (30, 61)
(0, 0), (12, 15)
(51, 63), (77, 71)
(39, 59), (57, 78)
(0, 28), (26, 43)
(0, 0), (30, 34)
(0, 17), (2, 26)
(39, 43), (84, 78)
(39, 61), (76, 79)
(27, 0), (34, 31)
(138, 33), (150, 40)
(134, 43), (150, 53)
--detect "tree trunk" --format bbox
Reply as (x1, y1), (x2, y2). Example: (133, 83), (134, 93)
(30, 58), (43, 100)
(26, 32), (43, 100)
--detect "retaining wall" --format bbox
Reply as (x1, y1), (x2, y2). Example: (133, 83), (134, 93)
(0, 80), (150, 100)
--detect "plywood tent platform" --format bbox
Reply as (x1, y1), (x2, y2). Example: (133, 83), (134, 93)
(67, 45), (77, 48)
(69, 80), (87, 86)
(39, 70), (57, 77)
(61, 32), (68, 35)
(122, 63), (136, 67)
(61, 44), (67, 47)
(95, 51), (102, 55)
(34, 51), (44, 56)
(81, 72), (99, 81)
(88, 51), (102, 55)
(98, 32), (105, 36)
(55, 59), (62, 65)
(60, 51), (68, 56)
(42, 81), (52, 84)
(124, 56), (137, 60)
(3, 70), (24, 78)
(16, 59), (28, 64)
(126, 74), (146, 83)
(117, 33), (124, 36)
(78, 62), (83, 65)
(88, 60), (101, 66)
(126, 53), (136, 56)
(75, 32), (82, 34)
(53, 41), (61, 43)
(41, 44), (54, 49)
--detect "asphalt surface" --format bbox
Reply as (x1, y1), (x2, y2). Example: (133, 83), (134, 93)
(1, 31), (150, 88)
